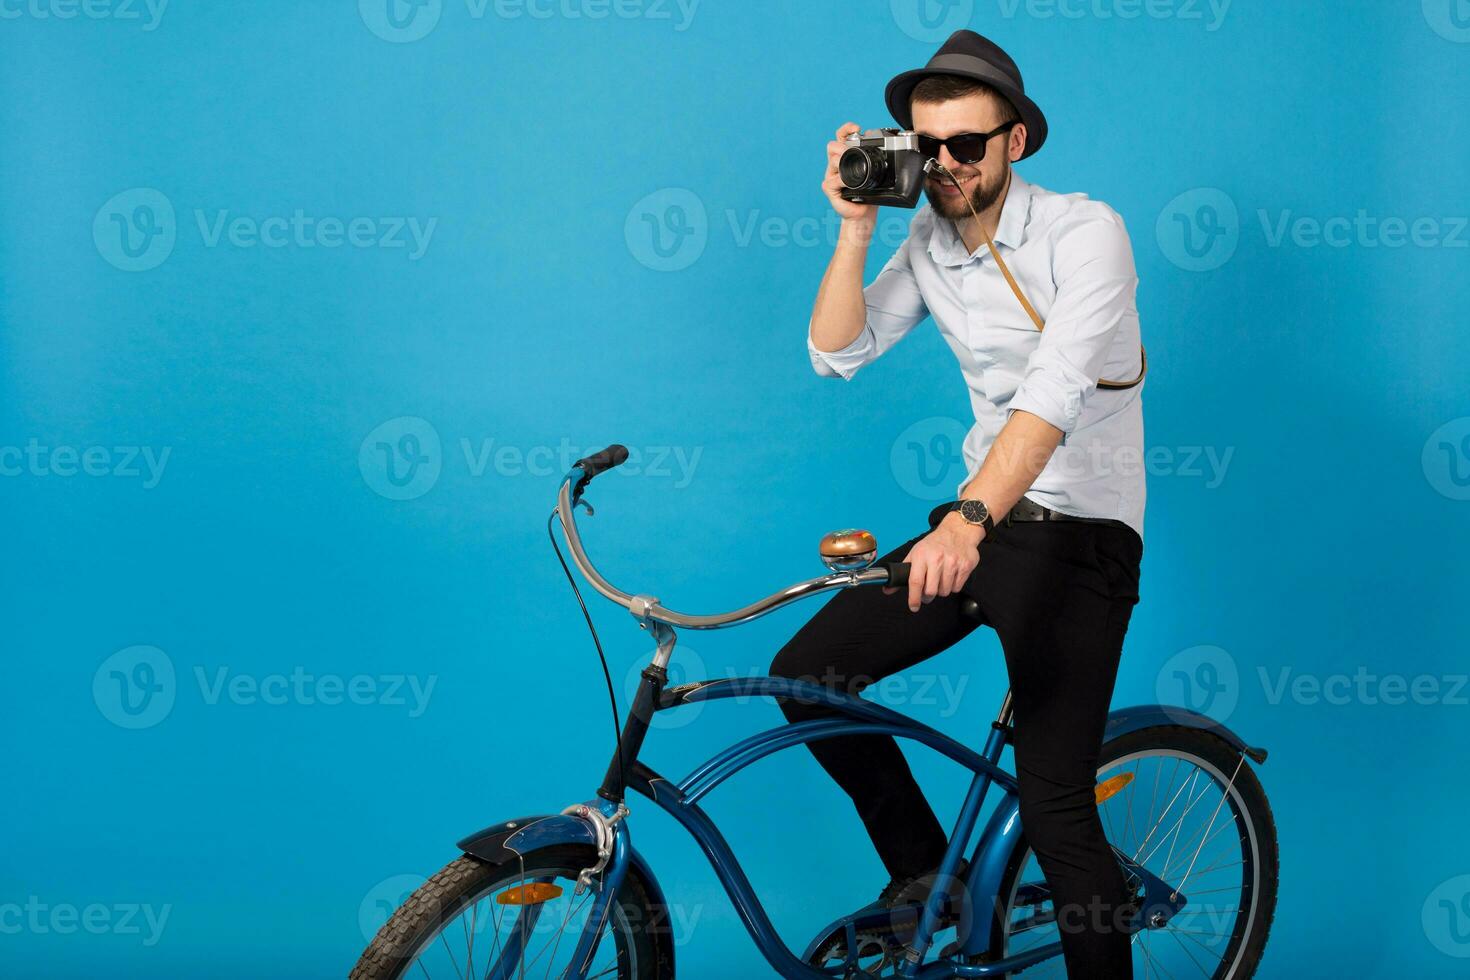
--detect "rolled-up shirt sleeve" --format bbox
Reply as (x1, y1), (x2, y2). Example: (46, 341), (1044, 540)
(1008, 208), (1138, 433)
(808, 234), (929, 380)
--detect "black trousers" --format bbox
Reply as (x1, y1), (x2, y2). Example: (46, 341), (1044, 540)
(769, 501), (1143, 978)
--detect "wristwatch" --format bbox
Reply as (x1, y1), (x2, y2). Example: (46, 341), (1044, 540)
(948, 498), (995, 534)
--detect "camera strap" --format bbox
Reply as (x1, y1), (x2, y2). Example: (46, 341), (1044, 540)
(941, 167), (1148, 392)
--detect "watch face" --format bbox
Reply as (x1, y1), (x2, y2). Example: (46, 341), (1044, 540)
(959, 499), (989, 524)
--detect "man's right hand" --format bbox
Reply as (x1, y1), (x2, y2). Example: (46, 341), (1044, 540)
(824, 123), (879, 224)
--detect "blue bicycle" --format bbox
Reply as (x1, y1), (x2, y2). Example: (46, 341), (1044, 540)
(351, 447), (1278, 979)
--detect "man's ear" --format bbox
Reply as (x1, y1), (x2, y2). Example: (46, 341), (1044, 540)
(1009, 123), (1026, 162)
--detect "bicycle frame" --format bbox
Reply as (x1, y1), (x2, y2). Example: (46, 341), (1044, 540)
(454, 461), (1263, 979)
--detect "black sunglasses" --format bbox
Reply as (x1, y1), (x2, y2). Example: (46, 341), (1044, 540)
(916, 121), (1019, 166)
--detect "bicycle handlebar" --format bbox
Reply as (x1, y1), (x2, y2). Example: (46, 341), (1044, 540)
(558, 447), (905, 630)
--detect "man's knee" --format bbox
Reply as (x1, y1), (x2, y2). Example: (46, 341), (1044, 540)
(1016, 776), (1101, 856)
(768, 633), (865, 722)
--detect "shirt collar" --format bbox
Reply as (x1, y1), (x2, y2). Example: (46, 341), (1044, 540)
(927, 171), (1033, 268)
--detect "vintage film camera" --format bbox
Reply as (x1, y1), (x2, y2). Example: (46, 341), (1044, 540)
(837, 128), (936, 208)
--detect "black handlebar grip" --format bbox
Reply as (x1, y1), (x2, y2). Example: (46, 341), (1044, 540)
(575, 444), (630, 481)
(882, 562), (911, 587)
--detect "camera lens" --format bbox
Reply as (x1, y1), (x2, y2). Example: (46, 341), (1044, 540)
(839, 147), (889, 191)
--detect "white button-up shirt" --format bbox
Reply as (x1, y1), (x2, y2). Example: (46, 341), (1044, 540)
(809, 173), (1146, 539)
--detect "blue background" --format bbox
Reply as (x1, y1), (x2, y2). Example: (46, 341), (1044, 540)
(4, 1), (1469, 976)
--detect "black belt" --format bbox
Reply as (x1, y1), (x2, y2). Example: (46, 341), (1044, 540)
(1004, 496), (1130, 531)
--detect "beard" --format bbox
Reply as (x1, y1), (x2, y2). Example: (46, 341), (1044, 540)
(924, 159), (1010, 222)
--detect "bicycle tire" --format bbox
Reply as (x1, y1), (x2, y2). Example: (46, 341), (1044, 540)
(350, 843), (675, 979)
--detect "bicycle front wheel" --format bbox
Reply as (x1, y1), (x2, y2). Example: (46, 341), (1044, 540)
(989, 726), (1279, 978)
(351, 844), (674, 980)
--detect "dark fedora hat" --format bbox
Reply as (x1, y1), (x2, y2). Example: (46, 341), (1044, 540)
(885, 30), (1048, 160)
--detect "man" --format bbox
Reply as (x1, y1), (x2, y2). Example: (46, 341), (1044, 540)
(769, 30), (1146, 978)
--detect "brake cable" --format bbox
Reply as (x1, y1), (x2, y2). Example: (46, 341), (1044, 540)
(547, 506), (627, 797)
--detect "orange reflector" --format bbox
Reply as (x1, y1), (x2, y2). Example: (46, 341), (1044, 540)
(1094, 772), (1135, 805)
(497, 882), (564, 906)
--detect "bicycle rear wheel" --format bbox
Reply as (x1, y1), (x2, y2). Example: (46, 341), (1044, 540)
(351, 843), (674, 980)
(989, 726), (1279, 978)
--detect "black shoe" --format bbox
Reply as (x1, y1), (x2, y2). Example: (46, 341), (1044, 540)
(876, 857), (971, 916)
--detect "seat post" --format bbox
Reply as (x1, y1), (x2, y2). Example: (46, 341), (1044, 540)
(995, 689), (1014, 729)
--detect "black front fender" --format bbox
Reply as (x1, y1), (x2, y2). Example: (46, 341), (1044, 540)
(455, 815), (671, 915)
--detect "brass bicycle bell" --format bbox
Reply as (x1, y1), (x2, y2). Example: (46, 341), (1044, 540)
(819, 529), (878, 571)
